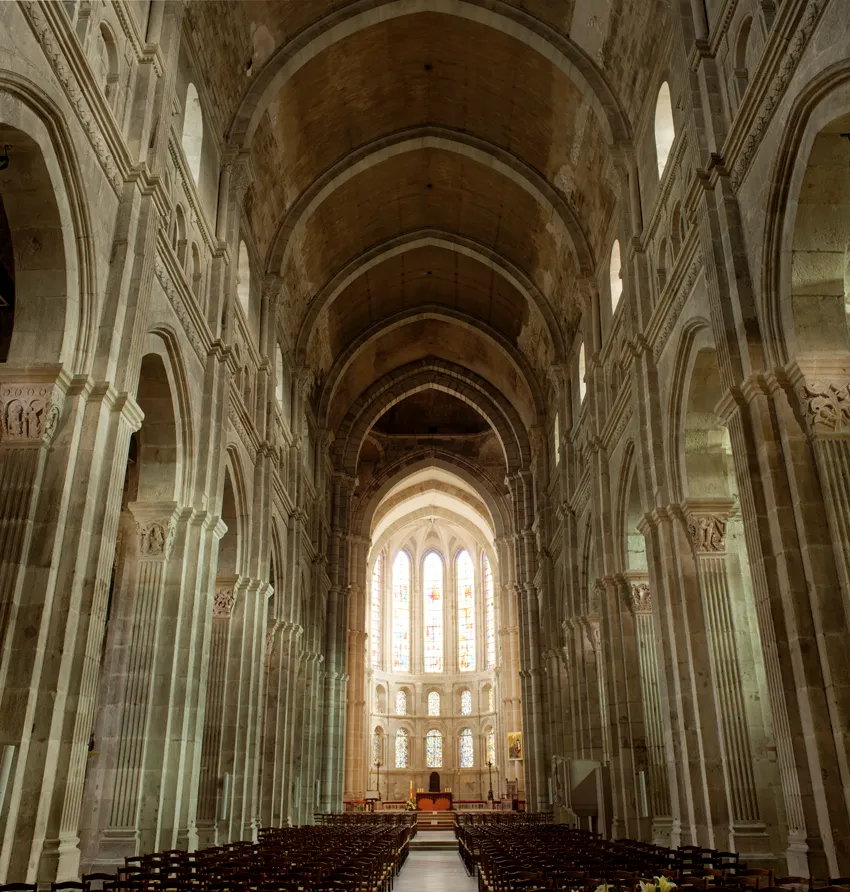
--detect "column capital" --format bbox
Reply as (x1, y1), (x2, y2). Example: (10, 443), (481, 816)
(0, 369), (69, 448)
(681, 498), (736, 555)
(128, 501), (180, 559)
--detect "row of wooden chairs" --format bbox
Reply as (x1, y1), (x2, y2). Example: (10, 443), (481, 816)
(0, 823), (413, 892)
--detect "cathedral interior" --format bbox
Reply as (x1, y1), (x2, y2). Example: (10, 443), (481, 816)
(1, 0), (850, 884)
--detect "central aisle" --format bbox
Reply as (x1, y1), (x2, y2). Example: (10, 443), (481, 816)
(396, 849), (477, 892)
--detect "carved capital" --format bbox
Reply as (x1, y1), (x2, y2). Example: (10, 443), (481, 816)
(795, 380), (850, 435)
(138, 518), (176, 558)
(0, 384), (62, 445)
(628, 582), (652, 614)
(688, 514), (726, 554)
(213, 586), (236, 617)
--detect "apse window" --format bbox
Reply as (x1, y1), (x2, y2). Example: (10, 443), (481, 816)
(654, 82), (675, 177)
(181, 83), (204, 184)
(428, 691), (440, 716)
(395, 728), (409, 768)
(459, 728), (474, 768)
(370, 552), (383, 670)
(553, 412), (560, 467)
(392, 551), (411, 672)
(456, 550), (476, 671)
(460, 689), (472, 716)
(423, 552), (444, 672)
(426, 729), (443, 768)
(395, 689), (407, 715)
(610, 239), (623, 312)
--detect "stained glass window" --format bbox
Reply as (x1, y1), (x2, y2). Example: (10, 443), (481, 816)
(423, 552), (444, 672)
(392, 551), (410, 671)
(395, 728), (408, 768)
(488, 687), (495, 712)
(483, 553), (496, 669)
(461, 690), (472, 716)
(396, 689), (407, 715)
(373, 729), (383, 765)
(486, 729), (496, 765)
(459, 728), (474, 768)
(428, 691), (440, 716)
(426, 729), (443, 768)
(456, 550), (476, 671)
(371, 552), (383, 669)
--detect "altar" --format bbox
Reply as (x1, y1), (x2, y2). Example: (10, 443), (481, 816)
(416, 790), (453, 811)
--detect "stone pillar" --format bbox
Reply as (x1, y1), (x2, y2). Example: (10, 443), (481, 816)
(94, 503), (180, 864)
(623, 572), (672, 843)
(683, 500), (769, 856)
(196, 578), (237, 846)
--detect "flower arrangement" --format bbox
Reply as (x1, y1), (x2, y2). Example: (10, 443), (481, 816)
(404, 797), (417, 810)
(593, 877), (677, 892)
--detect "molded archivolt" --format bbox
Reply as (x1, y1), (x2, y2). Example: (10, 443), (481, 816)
(334, 358), (532, 474)
(319, 306), (543, 431)
(0, 75), (96, 372)
(352, 451), (512, 539)
(296, 229), (567, 367)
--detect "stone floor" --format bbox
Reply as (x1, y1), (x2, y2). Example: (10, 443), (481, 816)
(396, 850), (477, 891)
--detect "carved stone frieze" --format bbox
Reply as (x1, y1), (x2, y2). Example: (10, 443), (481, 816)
(213, 587), (236, 617)
(20, 1), (124, 192)
(153, 255), (208, 363)
(0, 384), (61, 445)
(795, 380), (850, 435)
(688, 514), (727, 554)
(730, 0), (827, 191)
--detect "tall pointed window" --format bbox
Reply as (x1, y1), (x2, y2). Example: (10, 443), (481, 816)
(456, 550), (476, 671)
(461, 690), (472, 716)
(371, 552), (384, 669)
(488, 687), (495, 712)
(395, 728), (409, 768)
(428, 691), (440, 716)
(392, 551), (410, 671)
(483, 553), (496, 669)
(426, 729), (443, 768)
(395, 689), (407, 715)
(423, 552), (444, 672)
(181, 83), (203, 183)
(372, 727), (384, 765)
(553, 412), (560, 466)
(578, 342), (587, 403)
(459, 728), (474, 768)
(486, 729), (496, 766)
(654, 82), (675, 177)
(610, 240), (623, 312)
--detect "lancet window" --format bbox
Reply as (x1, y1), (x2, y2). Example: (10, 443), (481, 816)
(371, 552), (383, 670)
(457, 550), (476, 671)
(395, 728), (409, 768)
(461, 690), (472, 716)
(396, 689), (407, 715)
(392, 551), (410, 671)
(423, 552), (444, 672)
(459, 728), (474, 768)
(428, 691), (440, 716)
(426, 729), (443, 768)
(483, 553), (495, 669)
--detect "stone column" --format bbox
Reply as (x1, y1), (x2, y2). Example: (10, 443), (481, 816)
(683, 500), (769, 856)
(94, 503), (179, 864)
(196, 578), (237, 846)
(623, 572), (672, 843)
